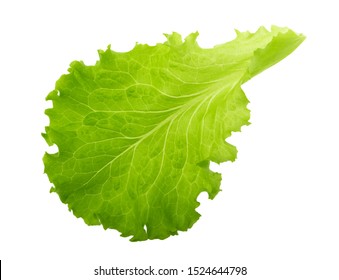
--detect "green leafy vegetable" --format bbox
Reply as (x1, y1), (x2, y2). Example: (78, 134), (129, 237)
(43, 26), (304, 241)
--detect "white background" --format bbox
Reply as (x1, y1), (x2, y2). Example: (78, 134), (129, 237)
(0, 0), (338, 279)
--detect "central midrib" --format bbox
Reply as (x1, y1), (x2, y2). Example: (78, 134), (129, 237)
(80, 80), (232, 189)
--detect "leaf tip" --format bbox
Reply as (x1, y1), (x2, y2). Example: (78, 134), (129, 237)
(184, 31), (199, 44)
(164, 32), (183, 46)
(46, 90), (59, 101)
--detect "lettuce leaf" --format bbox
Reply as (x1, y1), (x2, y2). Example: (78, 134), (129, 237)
(43, 26), (304, 241)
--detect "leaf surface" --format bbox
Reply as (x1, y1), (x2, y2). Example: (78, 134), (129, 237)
(43, 26), (304, 241)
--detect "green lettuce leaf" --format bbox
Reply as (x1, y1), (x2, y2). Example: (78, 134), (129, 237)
(43, 26), (304, 241)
